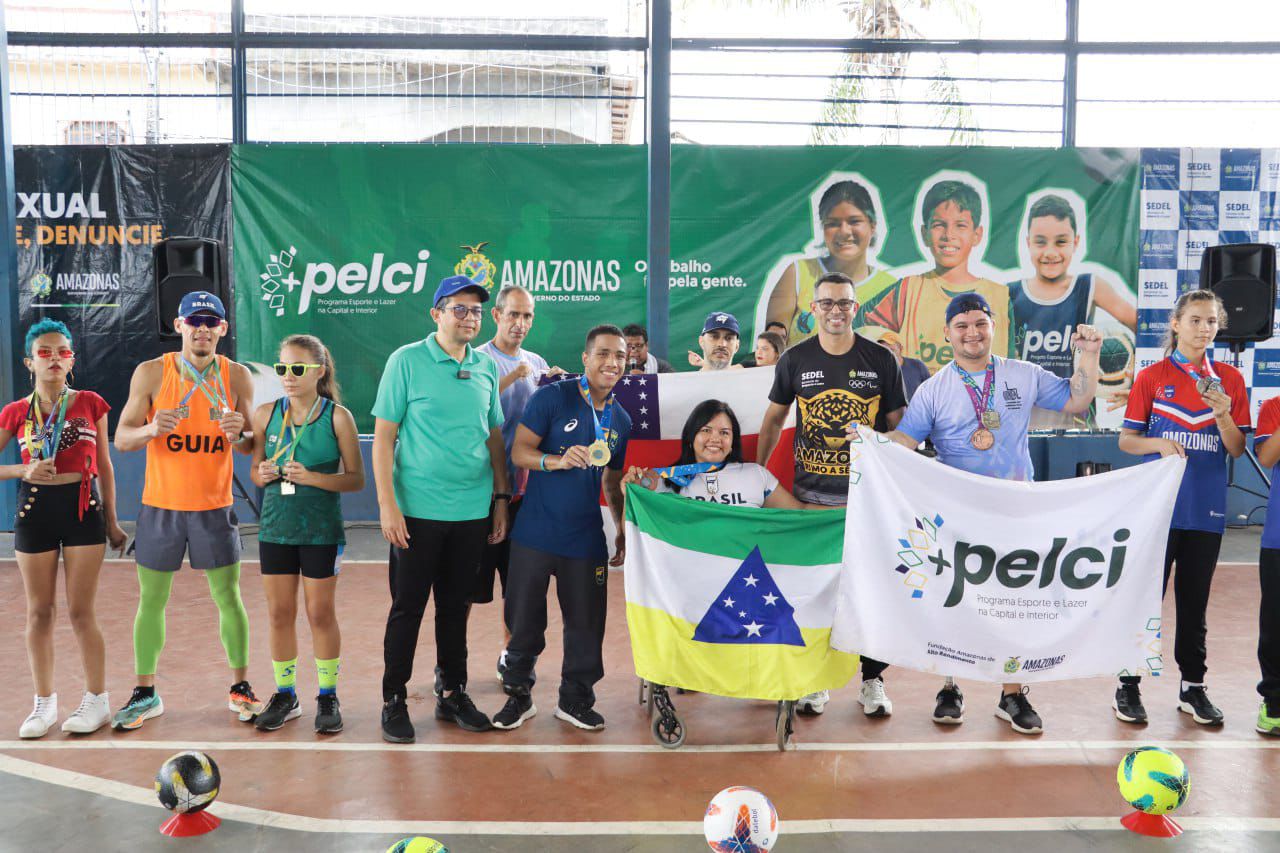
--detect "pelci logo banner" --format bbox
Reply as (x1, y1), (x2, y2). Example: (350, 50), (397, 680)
(233, 145), (1139, 430)
(831, 427), (1182, 683)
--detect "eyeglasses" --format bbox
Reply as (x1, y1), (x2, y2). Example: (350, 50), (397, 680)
(274, 362), (322, 377)
(35, 347), (74, 359)
(813, 298), (857, 313)
(444, 305), (484, 320)
(183, 315), (224, 329)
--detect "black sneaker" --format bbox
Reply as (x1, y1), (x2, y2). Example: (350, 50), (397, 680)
(492, 689), (537, 731)
(933, 683), (964, 724)
(253, 691), (301, 731)
(555, 701), (605, 731)
(995, 688), (1043, 735)
(381, 694), (415, 743)
(1113, 683), (1148, 724)
(436, 690), (493, 732)
(314, 693), (343, 734)
(1178, 685), (1224, 726)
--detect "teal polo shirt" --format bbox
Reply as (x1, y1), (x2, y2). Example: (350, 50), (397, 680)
(372, 334), (504, 521)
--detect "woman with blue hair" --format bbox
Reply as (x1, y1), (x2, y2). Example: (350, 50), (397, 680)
(0, 319), (126, 737)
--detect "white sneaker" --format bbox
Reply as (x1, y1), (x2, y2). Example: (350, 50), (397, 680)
(61, 691), (110, 734)
(859, 678), (893, 717)
(19, 694), (57, 739)
(796, 689), (829, 715)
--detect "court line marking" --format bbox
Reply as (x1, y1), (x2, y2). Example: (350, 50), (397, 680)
(2, 738), (1278, 754)
(3, 753), (1279, 836)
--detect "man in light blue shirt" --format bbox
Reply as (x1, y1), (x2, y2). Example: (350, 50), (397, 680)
(888, 292), (1102, 735)
(475, 285), (564, 678)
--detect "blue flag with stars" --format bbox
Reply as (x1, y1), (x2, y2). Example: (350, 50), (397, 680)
(692, 546), (804, 646)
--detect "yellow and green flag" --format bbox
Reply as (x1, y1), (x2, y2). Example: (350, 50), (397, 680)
(623, 486), (858, 701)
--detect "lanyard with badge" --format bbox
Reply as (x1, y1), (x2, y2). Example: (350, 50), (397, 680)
(650, 462), (724, 488)
(269, 396), (323, 495)
(178, 355), (228, 421)
(953, 358), (1000, 451)
(1171, 350), (1223, 396)
(21, 388), (70, 462)
(577, 375), (616, 467)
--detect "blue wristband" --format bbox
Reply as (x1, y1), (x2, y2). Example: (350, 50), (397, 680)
(539, 453), (549, 472)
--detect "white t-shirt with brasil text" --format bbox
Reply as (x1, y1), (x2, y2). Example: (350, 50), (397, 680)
(654, 461), (778, 507)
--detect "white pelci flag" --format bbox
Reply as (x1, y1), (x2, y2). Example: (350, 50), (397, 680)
(832, 427), (1186, 683)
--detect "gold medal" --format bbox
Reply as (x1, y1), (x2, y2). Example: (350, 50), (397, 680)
(280, 481), (296, 496)
(969, 427), (994, 451)
(982, 410), (1001, 430)
(588, 439), (611, 467)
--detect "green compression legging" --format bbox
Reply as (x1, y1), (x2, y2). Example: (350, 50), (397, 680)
(134, 563), (250, 676)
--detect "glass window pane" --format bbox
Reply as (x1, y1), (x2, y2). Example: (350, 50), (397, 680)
(674, 0), (1066, 40)
(1076, 55), (1280, 147)
(245, 48), (644, 143)
(244, 0), (642, 36)
(1080, 0), (1280, 41)
(9, 45), (232, 144)
(4, 0), (230, 33)
(672, 50), (1063, 147)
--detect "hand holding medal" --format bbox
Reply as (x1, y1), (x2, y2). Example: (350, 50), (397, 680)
(576, 375), (616, 468)
(218, 409), (245, 444)
(151, 408), (182, 437)
(269, 397), (323, 495)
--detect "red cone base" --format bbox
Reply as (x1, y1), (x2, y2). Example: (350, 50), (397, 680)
(1121, 810), (1183, 837)
(159, 810), (221, 837)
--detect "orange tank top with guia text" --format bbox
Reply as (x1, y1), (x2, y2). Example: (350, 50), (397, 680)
(141, 352), (235, 511)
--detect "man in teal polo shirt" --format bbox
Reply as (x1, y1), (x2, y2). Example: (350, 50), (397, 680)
(373, 274), (510, 743)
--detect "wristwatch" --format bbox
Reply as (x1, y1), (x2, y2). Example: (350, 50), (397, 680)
(494, 493), (512, 502)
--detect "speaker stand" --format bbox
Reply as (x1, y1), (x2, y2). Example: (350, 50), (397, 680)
(1226, 344), (1272, 517)
(233, 472), (260, 521)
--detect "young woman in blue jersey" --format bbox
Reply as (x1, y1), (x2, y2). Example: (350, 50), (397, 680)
(1251, 399), (1280, 736)
(1114, 290), (1249, 726)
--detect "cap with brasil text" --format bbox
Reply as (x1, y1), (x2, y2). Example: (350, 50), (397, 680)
(944, 292), (993, 324)
(432, 275), (490, 308)
(701, 312), (740, 336)
(178, 290), (226, 319)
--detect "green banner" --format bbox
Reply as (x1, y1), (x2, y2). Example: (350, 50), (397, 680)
(234, 145), (1138, 430)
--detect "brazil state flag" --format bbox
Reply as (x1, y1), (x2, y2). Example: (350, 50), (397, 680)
(622, 486), (858, 701)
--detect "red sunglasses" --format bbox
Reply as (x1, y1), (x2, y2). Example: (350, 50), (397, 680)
(35, 346), (74, 359)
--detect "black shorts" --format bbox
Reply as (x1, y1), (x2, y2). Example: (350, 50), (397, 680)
(472, 498), (521, 604)
(259, 541), (343, 579)
(14, 480), (106, 554)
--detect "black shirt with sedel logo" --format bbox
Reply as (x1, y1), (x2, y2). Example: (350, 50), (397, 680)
(769, 334), (906, 506)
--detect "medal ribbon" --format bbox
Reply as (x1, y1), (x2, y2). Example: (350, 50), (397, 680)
(653, 462), (724, 488)
(178, 355), (228, 411)
(952, 359), (996, 427)
(21, 388), (69, 462)
(1170, 349), (1220, 385)
(269, 396), (325, 465)
(577, 375), (615, 448)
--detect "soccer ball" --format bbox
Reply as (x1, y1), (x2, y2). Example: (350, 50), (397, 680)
(704, 786), (779, 852)
(386, 838), (449, 853)
(154, 751), (220, 814)
(1116, 747), (1190, 814)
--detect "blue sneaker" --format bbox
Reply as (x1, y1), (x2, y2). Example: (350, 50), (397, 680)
(111, 687), (164, 731)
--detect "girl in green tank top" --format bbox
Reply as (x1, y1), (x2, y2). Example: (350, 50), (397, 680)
(250, 335), (364, 733)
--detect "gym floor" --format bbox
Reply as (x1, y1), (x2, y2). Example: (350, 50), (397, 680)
(0, 524), (1277, 852)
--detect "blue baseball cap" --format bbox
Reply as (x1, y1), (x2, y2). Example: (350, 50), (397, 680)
(945, 292), (993, 324)
(432, 275), (490, 308)
(701, 311), (740, 336)
(178, 290), (225, 319)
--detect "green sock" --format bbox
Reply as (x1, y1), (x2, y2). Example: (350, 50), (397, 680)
(273, 658), (298, 696)
(205, 563), (250, 670)
(316, 657), (340, 696)
(133, 566), (175, 677)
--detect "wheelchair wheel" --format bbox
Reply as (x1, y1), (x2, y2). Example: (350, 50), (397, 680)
(775, 700), (796, 751)
(650, 684), (686, 749)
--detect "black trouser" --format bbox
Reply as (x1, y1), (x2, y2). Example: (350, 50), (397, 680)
(502, 542), (607, 706)
(1260, 548), (1280, 707)
(382, 516), (488, 701)
(1121, 527), (1221, 686)
(862, 657), (888, 681)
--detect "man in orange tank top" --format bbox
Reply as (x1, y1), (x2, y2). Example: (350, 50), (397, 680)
(109, 292), (264, 730)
